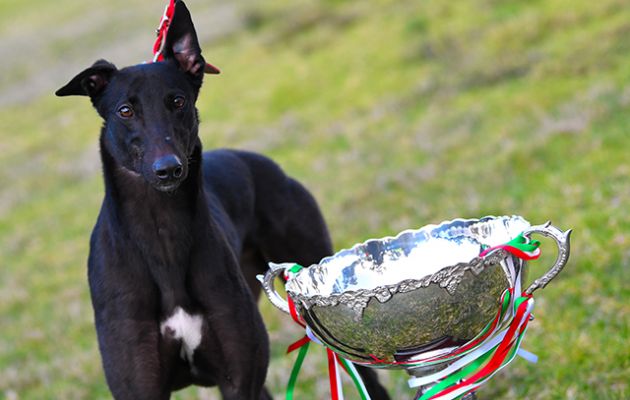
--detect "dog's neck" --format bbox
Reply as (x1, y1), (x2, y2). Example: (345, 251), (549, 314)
(99, 136), (205, 311)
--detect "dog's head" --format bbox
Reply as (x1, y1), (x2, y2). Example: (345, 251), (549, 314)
(56, 1), (218, 193)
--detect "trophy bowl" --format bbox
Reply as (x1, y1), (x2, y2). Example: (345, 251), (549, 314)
(260, 216), (571, 375)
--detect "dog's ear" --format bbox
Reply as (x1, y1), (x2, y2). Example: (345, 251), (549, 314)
(162, 1), (220, 80)
(55, 60), (118, 97)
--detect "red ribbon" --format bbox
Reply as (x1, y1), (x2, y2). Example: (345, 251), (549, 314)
(151, 0), (221, 73)
(480, 245), (540, 260)
(152, 0), (176, 62)
(327, 349), (341, 400)
(286, 295), (310, 354)
(287, 335), (311, 354)
(288, 296), (306, 328)
(287, 294), (343, 400)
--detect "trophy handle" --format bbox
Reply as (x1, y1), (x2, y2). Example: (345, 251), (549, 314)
(256, 262), (292, 315)
(522, 221), (572, 295)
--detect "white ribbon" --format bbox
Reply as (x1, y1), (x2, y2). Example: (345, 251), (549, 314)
(332, 352), (344, 400)
(306, 326), (323, 345)
(342, 359), (372, 400)
(517, 348), (539, 363)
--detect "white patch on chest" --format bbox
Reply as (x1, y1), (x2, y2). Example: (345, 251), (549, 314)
(160, 307), (203, 365)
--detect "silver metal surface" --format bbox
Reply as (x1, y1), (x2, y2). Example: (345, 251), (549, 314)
(522, 222), (572, 295)
(260, 215), (571, 369)
(259, 262), (291, 314)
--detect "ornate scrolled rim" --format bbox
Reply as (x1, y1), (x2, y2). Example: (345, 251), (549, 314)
(286, 215), (529, 306)
(288, 249), (509, 317)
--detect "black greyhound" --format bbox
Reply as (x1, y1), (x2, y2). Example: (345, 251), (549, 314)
(56, 2), (389, 399)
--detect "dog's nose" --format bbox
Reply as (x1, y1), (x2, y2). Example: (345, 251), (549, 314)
(152, 155), (184, 180)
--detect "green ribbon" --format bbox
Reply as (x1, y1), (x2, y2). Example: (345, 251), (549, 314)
(506, 234), (541, 253)
(338, 357), (370, 400)
(419, 349), (494, 399)
(288, 264), (303, 274)
(286, 340), (310, 400)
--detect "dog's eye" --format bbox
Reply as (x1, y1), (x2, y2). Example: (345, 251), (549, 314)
(173, 96), (186, 109)
(118, 105), (134, 118)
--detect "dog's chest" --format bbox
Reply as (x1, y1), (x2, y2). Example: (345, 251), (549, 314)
(160, 307), (204, 366)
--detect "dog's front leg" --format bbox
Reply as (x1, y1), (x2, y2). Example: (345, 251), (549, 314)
(208, 308), (271, 400)
(189, 247), (271, 400)
(94, 315), (170, 400)
(201, 291), (270, 400)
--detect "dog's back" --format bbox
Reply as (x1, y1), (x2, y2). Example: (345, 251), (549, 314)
(200, 149), (334, 294)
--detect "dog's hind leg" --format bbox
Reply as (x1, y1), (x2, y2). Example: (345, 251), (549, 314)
(239, 245), (268, 300)
(254, 178), (391, 400)
(237, 153), (391, 400)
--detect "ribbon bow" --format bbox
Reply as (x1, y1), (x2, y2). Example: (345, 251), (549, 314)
(151, 0), (220, 73)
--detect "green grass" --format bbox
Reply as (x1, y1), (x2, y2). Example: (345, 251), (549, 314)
(1, 0), (629, 398)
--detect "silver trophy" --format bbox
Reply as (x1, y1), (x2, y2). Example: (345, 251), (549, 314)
(260, 216), (571, 398)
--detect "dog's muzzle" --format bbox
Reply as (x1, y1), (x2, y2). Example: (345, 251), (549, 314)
(152, 154), (186, 192)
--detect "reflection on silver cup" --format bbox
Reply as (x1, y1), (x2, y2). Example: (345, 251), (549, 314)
(260, 215), (571, 396)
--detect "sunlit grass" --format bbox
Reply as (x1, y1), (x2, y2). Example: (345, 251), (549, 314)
(1, 0), (629, 398)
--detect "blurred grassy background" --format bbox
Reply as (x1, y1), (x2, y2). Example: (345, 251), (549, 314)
(1, 0), (629, 398)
